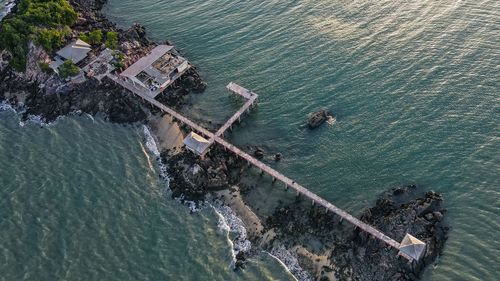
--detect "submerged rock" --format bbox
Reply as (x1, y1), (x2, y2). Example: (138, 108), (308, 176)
(254, 147), (265, 159)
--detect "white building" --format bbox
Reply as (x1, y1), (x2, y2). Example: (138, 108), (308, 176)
(119, 45), (190, 98)
(49, 39), (92, 73)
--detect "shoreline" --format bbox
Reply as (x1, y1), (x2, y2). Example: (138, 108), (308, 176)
(0, 1), (449, 280)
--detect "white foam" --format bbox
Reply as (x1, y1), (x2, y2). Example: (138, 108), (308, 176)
(327, 116), (337, 125)
(0, 101), (16, 112)
(174, 194), (205, 213)
(85, 113), (95, 123)
(211, 201), (252, 269)
(142, 125), (208, 213)
(0, 0), (15, 20)
(0, 100), (74, 128)
(142, 125), (169, 183)
(266, 245), (313, 281)
(143, 125), (161, 156)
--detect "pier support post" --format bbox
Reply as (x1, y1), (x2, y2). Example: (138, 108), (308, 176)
(285, 184), (289, 191)
(272, 177), (276, 184)
(312, 200), (315, 206)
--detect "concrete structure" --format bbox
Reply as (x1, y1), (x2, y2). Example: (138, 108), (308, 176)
(183, 132), (211, 155)
(50, 39), (92, 73)
(82, 48), (116, 82)
(108, 75), (424, 262)
(119, 45), (190, 98)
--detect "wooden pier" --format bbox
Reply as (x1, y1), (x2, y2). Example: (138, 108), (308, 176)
(108, 74), (415, 261)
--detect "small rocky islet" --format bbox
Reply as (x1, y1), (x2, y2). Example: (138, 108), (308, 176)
(0, 0), (448, 280)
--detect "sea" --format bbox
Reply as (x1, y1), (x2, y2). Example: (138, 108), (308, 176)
(1, 0), (498, 280)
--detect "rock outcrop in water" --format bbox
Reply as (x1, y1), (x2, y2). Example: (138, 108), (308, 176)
(160, 133), (449, 280)
(255, 185), (448, 281)
(308, 110), (334, 129)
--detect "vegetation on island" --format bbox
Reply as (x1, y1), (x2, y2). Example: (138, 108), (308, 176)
(79, 29), (103, 45)
(0, 0), (77, 71)
(112, 52), (125, 69)
(38, 61), (53, 74)
(105, 31), (119, 50)
(58, 60), (79, 78)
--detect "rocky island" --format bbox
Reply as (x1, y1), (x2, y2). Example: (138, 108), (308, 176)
(0, 1), (449, 280)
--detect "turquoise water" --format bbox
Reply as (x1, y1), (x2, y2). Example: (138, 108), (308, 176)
(1, 0), (499, 280)
(0, 111), (294, 280)
(104, 1), (499, 280)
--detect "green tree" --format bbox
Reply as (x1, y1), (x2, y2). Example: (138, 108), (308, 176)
(0, 18), (31, 71)
(18, 0), (77, 27)
(58, 60), (80, 78)
(79, 32), (90, 43)
(105, 31), (119, 50)
(0, 0), (77, 71)
(38, 61), (53, 74)
(87, 29), (103, 44)
(35, 27), (69, 51)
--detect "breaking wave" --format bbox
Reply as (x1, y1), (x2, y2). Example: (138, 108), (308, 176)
(0, 101), (16, 112)
(0, 0), (15, 20)
(211, 201), (252, 269)
(266, 245), (312, 281)
(142, 124), (202, 213)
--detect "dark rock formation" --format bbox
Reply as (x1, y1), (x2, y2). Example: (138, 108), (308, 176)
(274, 153), (282, 161)
(254, 147), (264, 159)
(262, 185), (448, 281)
(161, 145), (247, 203)
(308, 110), (333, 129)
(346, 185), (449, 281)
(0, 0), (206, 124)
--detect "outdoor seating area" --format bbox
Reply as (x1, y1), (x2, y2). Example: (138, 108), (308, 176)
(119, 45), (190, 98)
(82, 48), (117, 82)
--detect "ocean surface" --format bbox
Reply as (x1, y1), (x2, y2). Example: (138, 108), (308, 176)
(1, 0), (499, 280)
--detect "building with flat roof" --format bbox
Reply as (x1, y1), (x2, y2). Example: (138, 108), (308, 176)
(82, 48), (116, 82)
(119, 45), (190, 98)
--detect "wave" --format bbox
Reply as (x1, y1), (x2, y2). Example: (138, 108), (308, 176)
(0, 0), (15, 21)
(142, 125), (169, 182)
(266, 245), (312, 281)
(141, 125), (307, 278)
(0, 100), (53, 127)
(141, 125), (203, 213)
(0, 100), (16, 113)
(0, 100), (86, 128)
(211, 201), (252, 269)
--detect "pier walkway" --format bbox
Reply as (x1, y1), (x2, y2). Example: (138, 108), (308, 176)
(108, 74), (413, 261)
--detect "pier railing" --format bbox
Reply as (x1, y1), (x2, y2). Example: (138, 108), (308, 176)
(108, 74), (416, 261)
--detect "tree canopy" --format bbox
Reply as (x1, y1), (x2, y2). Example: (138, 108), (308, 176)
(0, 0), (77, 71)
(58, 60), (79, 78)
